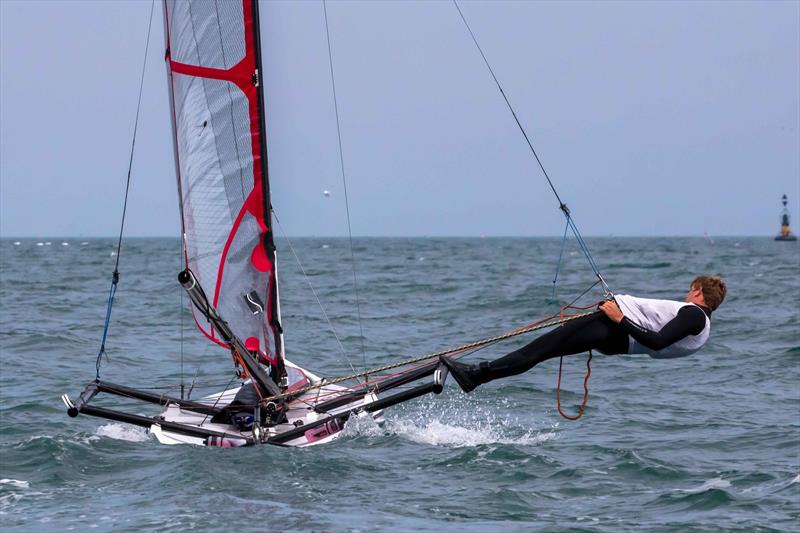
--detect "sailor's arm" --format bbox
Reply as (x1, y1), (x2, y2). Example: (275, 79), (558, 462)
(600, 301), (706, 352)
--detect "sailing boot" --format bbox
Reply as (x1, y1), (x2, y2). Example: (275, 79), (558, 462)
(439, 356), (490, 393)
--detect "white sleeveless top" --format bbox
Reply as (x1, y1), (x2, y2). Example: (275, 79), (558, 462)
(614, 294), (710, 358)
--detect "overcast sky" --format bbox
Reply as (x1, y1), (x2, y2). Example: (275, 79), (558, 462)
(1, 0), (798, 237)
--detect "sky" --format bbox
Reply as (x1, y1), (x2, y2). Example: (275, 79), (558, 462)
(1, 0), (798, 238)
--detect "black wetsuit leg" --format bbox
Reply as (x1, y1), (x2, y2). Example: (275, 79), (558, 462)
(481, 312), (629, 382)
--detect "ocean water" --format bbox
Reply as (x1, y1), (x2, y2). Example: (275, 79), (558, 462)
(0, 236), (798, 532)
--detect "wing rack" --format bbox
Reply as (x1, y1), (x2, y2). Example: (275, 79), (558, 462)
(62, 362), (449, 447)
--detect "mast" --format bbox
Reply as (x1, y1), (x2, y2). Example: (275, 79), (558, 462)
(251, 0), (287, 383)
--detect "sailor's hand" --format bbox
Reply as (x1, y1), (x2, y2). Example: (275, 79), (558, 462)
(599, 301), (624, 323)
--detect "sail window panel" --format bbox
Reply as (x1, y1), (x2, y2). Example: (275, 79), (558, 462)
(167, 0), (246, 70)
(199, 77), (254, 219)
(172, 73), (229, 300)
(171, 72), (256, 313)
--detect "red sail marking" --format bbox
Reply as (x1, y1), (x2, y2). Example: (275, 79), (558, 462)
(209, 189), (258, 308)
(167, 61), (252, 87)
(193, 313), (228, 349)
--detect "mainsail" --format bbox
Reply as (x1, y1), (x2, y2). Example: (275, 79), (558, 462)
(163, 0), (284, 374)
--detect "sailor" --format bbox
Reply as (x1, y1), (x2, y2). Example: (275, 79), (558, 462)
(441, 276), (726, 393)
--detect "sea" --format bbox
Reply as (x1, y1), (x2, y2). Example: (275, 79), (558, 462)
(0, 236), (798, 532)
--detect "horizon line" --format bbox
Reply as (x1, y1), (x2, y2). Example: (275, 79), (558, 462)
(0, 234), (784, 240)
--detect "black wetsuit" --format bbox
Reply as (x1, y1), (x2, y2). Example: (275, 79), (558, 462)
(476, 304), (711, 383)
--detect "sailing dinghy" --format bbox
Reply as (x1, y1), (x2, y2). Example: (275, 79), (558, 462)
(61, 0), (464, 448)
(64, 0), (610, 448)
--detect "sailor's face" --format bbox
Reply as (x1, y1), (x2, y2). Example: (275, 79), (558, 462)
(685, 284), (702, 303)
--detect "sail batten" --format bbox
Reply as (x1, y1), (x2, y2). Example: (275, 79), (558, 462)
(164, 0), (283, 370)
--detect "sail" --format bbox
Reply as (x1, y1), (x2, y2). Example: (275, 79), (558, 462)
(163, 0), (283, 367)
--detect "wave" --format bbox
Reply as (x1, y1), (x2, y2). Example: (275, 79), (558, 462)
(386, 418), (555, 448)
(607, 262), (672, 269)
(642, 477), (738, 512)
(0, 478), (45, 510)
(343, 393), (557, 448)
(94, 423), (150, 443)
(0, 479), (29, 489)
(673, 477), (732, 494)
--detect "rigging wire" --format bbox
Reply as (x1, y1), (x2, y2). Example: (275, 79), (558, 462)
(451, 0), (611, 297)
(272, 211), (362, 381)
(180, 238), (185, 399)
(322, 0), (369, 371)
(95, 0), (156, 380)
(551, 219), (570, 301)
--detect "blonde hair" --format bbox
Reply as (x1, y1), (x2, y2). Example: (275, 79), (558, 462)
(691, 275), (727, 311)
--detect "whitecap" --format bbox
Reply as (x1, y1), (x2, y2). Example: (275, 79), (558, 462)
(674, 477), (731, 494)
(0, 492), (36, 507)
(61, 242), (69, 246)
(81, 241), (89, 245)
(0, 479), (29, 489)
(0, 479), (47, 509)
(45, 242), (51, 245)
(342, 412), (384, 438)
(387, 418), (555, 448)
(742, 473), (800, 495)
(95, 423), (150, 442)
(12, 241), (20, 246)
(36, 242), (44, 246)
(378, 394), (558, 448)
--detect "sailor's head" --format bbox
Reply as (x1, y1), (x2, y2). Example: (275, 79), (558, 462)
(687, 275), (727, 311)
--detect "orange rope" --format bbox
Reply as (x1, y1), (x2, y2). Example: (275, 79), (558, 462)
(552, 301), (600, 420)
(556, 351), (592, 420)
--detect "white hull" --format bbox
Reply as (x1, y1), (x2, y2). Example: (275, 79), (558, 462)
(152, 361), (383, 448)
